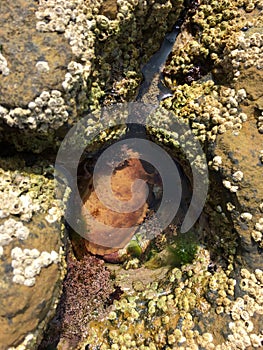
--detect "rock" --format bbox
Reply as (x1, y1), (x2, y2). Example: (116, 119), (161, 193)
(0, 157), (66, 349)
(0, 0), (183, 153)
(0, 1), (186, 348)
(0, 0), (73, 107)
(213, 118), (263, 273)
(3, 0), (263, 349)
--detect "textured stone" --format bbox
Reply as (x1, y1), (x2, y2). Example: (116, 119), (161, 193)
(214, 117), (263, 272)
(0, 158), (65, 350)
(0, 0), (73, 107)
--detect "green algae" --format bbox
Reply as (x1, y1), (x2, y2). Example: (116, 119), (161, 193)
(167, 231), (198, 267)
(144, 230), (199, 269)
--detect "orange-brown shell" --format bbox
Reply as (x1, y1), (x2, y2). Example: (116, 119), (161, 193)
(81, 157), (152, 256)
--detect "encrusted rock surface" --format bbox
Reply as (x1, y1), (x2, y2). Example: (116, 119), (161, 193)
(75, 1), (263, 349)
(0, 0), (262, 349)
(0, 0), (73, 108)
(0, 1), (185, 349)
(0, 156), (65, 349)
(0, 0), (183, 152)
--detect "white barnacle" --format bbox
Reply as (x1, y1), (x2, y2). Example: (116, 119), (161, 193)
(0, 105), (8, 118)
(24, 265), (37, 279)
(251, 230), (262, 242)
(250, 334), (263, 348)
(24, 278), (36, 287)
(27, 116), (37, 129)
(36, 21), (48, 32)
(239, 112), (247, 122)
(13, 267), (24, 276)
(232, 170), (244, 182)
(240, 212), (253, 221)
(31, 258), (42, 274)
(255, 222), (263, 232)
(23, 248), (32, 256)
(29, 248), (40, 258)
(51, 90), (62, 98)
(0, 233), (12, 246)
(50, 250), (59, 263)
(24, 258), (33, 266)
(237, 89), (247, 101)
(12, 274), (25, 284)
(255, 269), (263, 283)
(40, 90), (51, 101)
(227, 202), (235, 212)
(0, 52), (10, 76)
(45, 206), (62, 223)
(240, 268), (251, 279)
(213, 156), (222, 165)
(210, 155), (222, 171)
(15, 223), (30, 240)
(36, 61), (50, 73)
(223, 180), (232, 189)
(28, 101), (37, 110)
(11, 260), (20, 269)
(39, 251), (53, 267)
(34, 97), (44, 107)
(47, 97), (58, 109)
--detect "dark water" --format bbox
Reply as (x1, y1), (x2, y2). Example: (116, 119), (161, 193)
(135, 23), (181, 102)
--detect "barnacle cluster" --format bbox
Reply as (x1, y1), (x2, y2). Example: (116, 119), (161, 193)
(163, 0), (263, 85)
(2, 90), (69, 132)
(11, 247), (59, 287)
(72, 1), (261, 348)
(0, 218), (29, 249)
(251, 209), (263, 249)
(0, 0), (185, 154)
(160, 81), (247, 143)
(0, 158), (64, 269)
(0, 158), (65, 349)
(229, 32), (263, 75)
(217, 268), (263, 349)
(256, 111), (263, 134)
(80, 246), (263, 349)
(0, 166), (62, 220)
(34, 0), (184, 116)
